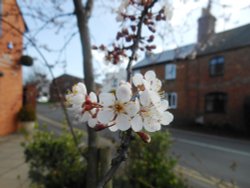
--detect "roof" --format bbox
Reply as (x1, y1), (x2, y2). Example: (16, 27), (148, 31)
(53, 73), (83, 81)
(133, 44), (196, 69)
(53, 73), (102, 88)
(198, 23), (250, 55)
(133, 23), (250, 69)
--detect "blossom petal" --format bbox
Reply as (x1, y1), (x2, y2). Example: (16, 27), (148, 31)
(144, 120), (161, 132)
(159, 100), (169, 111)
(145, 71), (156, 82)
(71, 94), (85, 105)
(142, 79), (150, 90)
(88, 118), (97, 128)
(68, 104), (81, 113)
(116, 114), (131, 131)
(140, 90), (151, 106)
(89, 92), (97, 102)
(151, 78), (162, 91)
(74, 83), (87, 95)
(120, 80), (131, 89)
(109, 124), (118, 132)
(161, 111), (174, 125)
(149, 91), (161, 105)
(99, 93), (115, 107)
(131, 114), (143, 132)
(97, 109), (114, 124)
(132, 73), (143, 87)
(125, 100), (139, 117)
(116, 85), (132, 102)
(80, 112), (91, 122)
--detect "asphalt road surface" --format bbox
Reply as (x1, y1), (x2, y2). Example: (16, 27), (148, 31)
(170, 129), (250, 188)
(37, 103), (250, 188)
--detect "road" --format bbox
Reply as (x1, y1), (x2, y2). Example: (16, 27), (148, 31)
(170, 129), (250, 188)
(37, 103), (250, 188)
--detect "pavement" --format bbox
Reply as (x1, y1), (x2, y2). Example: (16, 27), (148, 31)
(0, 133), (29, 188)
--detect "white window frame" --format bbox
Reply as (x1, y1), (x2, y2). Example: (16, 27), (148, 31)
(165, 64), (176, 80)
(166, 92), (177, 109)
(133, 69), (141, 75)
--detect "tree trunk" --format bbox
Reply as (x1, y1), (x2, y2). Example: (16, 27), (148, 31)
(73, 1), (98, 188)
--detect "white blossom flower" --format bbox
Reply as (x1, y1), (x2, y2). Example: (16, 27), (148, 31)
(67, 70), (174, 137)
(66, 82), (87, 106)
(66, 83), (98, 128)
(132, 70), (162, 105)
(131, 71), (174, 132)
(97, 84), (139, 132)
(131, 97), (173, 132)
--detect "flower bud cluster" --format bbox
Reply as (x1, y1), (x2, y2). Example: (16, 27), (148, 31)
(66, 71), (173, 142)
(92, 0), (173, 65)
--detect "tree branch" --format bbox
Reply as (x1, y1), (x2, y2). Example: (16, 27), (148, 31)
(126, 0), (158, 81)
(97, 1), (158, 187)
(85, 0), (94, 18)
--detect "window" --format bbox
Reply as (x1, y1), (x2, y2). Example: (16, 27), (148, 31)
(209, 56), (224, 76)
(166, 92), (177, 109)
(205, 92), (227, 113)
(165, 64), (176, 80)
(7, 42), (13, 49)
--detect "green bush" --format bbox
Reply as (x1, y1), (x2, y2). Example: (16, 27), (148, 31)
(18, 105), (36, 122)
(124, 131), (187, 188)
(23, 130), (86, 188)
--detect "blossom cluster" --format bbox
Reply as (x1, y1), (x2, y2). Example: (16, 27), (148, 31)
(93, 0), (173, 65)
(66, 71), (173, 141)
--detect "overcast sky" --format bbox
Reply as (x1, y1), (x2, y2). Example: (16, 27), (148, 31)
(21, 0), (250, 83)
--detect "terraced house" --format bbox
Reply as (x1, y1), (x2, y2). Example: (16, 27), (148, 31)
(133, 4), (250, 132)
(0, 0), (27, 135)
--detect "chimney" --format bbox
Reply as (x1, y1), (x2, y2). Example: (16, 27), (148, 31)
(197, 0), (216, 44)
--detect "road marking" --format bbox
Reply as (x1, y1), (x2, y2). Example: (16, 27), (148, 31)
(175, 165), (238, 188)
(174, 137), (250, 157)
(37, 114), (84, 134)
(37, 114), (113, 146)
(37, 114), (64, 129)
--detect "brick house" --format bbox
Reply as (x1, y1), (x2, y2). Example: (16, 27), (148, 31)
(50, 73), (102, 102)
(0, 0), (27, 135)
(133, 5), (250, 131)
(50, 74), (83, 102)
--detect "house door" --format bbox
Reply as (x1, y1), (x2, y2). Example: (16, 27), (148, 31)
(244, 96), (250, 132)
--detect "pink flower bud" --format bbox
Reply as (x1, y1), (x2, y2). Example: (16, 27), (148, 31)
(137, 132), (151, 143)
(94, 124), (108, 131)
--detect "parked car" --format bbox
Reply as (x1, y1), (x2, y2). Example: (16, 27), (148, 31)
(37, 96), (49, 103)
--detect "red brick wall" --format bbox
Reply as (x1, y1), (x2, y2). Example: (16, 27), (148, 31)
(195, 47), (250, 130)
(134, 46), (250, 130)
(0, 0), (25, 135)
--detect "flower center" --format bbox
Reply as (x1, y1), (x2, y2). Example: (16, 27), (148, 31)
(141, 107), (151, 117)
(114, 102), (124, 113)
(72, 85), (78, 94)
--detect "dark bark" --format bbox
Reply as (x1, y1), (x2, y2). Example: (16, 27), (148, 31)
(73, 1), (98, 188)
